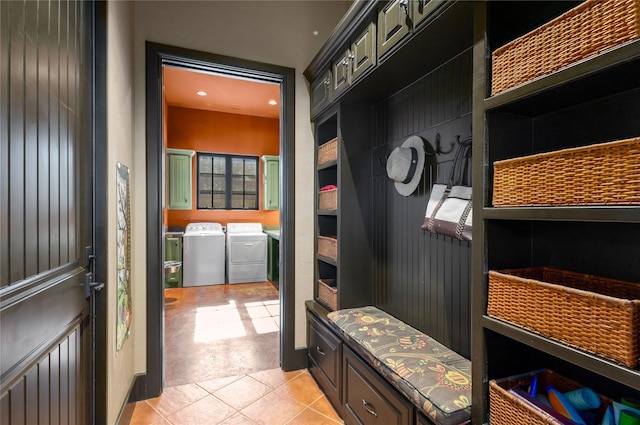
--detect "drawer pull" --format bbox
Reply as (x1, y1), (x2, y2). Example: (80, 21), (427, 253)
(362, 399), (378, 417)
(316, 346), (326, 356)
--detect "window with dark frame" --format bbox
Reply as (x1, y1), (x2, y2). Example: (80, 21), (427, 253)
(197, 153), (259, 210)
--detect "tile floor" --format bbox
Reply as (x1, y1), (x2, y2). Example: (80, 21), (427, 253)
(128, 282), (344, 424)
(128, 368), (344, 424)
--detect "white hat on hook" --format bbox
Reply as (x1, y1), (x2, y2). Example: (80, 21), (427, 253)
(385, 135), (425, 197)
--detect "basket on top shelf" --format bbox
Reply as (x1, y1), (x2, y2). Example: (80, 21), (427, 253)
(317, 278), (337, 311)
(488, 267), (640, 368)
(491, 0), (640, 95)
(317, 235), (338, 261)
(318, 137), (338, 165)
(489, 369), (612, 425)
(492, 137), (640, 207)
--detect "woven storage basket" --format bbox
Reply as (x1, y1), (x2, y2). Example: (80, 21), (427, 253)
(488, 267), (640, 367)
(318, 236), (338, 261)
(318, 138), (338, 165)
(317, 278), (337, 311)
(491, 0), (640, 95)
(490, 369), (611, 425)
(493, 137), (640, 206)
(319, 188), (338, 210)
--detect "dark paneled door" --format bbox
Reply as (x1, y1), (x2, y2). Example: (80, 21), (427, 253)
(1, 0), (97, 424)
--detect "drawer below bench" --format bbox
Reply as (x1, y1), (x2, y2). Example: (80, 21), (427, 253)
(343, 344), (413, 425)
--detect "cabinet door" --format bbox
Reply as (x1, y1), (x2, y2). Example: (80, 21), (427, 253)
(342, 346), (412, 425)
(307, 311), (343, 417)
(164, 236), (182, 287)
(332, 49), (351, 97)
(311, 69), (332, 117)
(262, 155), (279, 210)
(377, 0), (410, 58)
(167, 149), (194, 210)
(350, 22), (377, 82)
(267, 236), (279, 282)
(412, 0), (444, 28)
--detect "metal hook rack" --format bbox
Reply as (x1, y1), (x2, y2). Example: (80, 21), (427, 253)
(425, 133), (455, 156)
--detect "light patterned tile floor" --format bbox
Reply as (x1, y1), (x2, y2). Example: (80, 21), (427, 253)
(129, 368), (343, 425)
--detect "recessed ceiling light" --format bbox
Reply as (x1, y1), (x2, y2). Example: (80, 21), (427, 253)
(196, 91), (207, 96)
(268, 100), (278, 105)
(313, 30), (319, 36)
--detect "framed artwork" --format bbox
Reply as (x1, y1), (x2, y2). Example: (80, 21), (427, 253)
(116, 162), (132, 351)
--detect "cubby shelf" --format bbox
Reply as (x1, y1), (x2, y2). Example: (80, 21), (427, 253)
(472, 2), (640, 423)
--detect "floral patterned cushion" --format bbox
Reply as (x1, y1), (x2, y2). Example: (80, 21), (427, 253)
(327, 306), (471, 425)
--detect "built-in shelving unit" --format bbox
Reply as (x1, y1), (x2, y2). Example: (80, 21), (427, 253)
(314, 104), (373, 311)
(472, 2), (640, 423)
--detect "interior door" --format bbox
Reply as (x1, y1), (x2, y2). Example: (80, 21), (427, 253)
(0, 0), (99, 423)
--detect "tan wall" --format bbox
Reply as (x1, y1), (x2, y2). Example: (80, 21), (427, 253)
(165, 106), (280, 228)
(106, 1), (139, 424)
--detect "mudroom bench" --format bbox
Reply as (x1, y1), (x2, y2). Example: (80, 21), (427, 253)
(306, 301), (472, 425)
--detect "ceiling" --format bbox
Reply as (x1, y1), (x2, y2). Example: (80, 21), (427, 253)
(163, 66), (281, 119)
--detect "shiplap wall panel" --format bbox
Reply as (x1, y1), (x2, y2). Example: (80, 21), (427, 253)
(371, 48), (472, 357)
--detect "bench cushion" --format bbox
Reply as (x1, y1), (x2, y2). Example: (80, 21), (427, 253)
(327, 306), (471, 425)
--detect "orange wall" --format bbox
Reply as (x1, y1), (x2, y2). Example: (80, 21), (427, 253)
(166, 106), (280, 229)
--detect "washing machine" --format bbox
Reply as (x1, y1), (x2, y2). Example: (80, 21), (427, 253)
(226, 223), (267, 284)
(182, 222), (226, 286)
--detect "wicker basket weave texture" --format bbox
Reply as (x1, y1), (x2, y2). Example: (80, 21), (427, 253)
(493, 137), (640, 206)
(488, 267), (640, 368)
(317, 279), (337, 311)
(319, 188), (338, 210)
(318, 236), (338, 261)
(489, 369), (610, 425)
(491, 0), (640, 94)
(318, 138), (338, 165)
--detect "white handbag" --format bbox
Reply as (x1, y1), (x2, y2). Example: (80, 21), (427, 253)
(421, 138), (472, 241)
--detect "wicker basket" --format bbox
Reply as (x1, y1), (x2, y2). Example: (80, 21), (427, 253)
(317, 278), (337, 310)
(492, 137), (640, 206)
(318, 235), (338, 261)
(490, 369), (610, 425)
(491, 0), (640, 95)
(319, 188), (338, 210)
(318, 138), (338, 165)
(488, 267), (640, 367)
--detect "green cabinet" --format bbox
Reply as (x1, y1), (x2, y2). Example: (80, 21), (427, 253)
(164, 235), (182, 288)
(262, 155), (279, 210)
(267, 235), (279, 283)
(166, 148), (195, 210)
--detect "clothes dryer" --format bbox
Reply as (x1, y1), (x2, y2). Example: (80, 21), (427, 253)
(226, 223), (267, 284)
(182, 222), (225, 286)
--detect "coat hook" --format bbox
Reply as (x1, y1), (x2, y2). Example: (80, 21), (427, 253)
(425, 133), (454, 156)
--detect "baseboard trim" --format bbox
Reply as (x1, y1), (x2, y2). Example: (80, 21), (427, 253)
(116, 373), (145, 425)
(283, 348), (308, 372)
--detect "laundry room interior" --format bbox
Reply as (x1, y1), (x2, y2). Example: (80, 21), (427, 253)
(161, 66), (282, 386)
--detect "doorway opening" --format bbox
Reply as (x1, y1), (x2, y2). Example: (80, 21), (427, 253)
(143, 42), (297, 399)
(162, 66), (281, 386)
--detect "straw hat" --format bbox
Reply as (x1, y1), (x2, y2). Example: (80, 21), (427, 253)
(386, 136), (425, 196)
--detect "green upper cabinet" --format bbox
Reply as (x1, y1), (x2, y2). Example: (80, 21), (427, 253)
(262, 155), (280, 210)
(167, 148), (195, 210)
